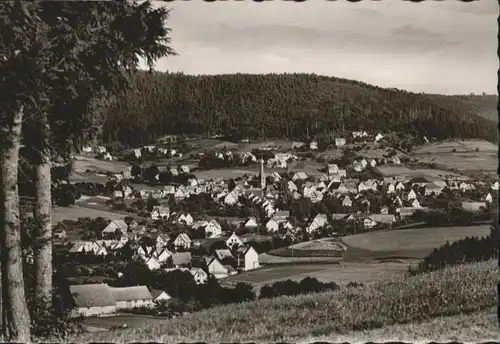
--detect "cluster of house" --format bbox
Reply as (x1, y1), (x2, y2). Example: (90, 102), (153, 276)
(81, 145), (114, 161)
(69, 231), (262, 319)
(128, 145), (183, 160)
(67, 217), (260, 275)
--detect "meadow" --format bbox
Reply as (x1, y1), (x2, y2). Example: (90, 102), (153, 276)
(258, 253), (342, 265)
(73, 155), (129, 174)
(341, 224), (492, 261)
(82, 314), (169, 331)
(73, 260), (498, 343)
(412, 140), (497, 173)
(52, 205), (130, 233)
(226, 260), (413, 288)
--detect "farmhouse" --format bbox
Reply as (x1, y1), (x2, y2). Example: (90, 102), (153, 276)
(342, 196), (352, 207)
(145, 257), (161, 270)
(309, 141), (318, 150)
(109, 286), (154, 310)
(69, 284), (116, 318)
(265, 218), (279, 232)
(407, 189), (417, 200)
(150, 289), (172, 303)
(244, 217), (259, 228)
(224, 192), (239, 205)
(375, 133), (384, 142)
(424, 182), (442, 196)
(204, 219), (223, 238)
(190, 267), (209, 284)
(485, 193), (493, 203)
(173, 233), (192, 249)
(235, 245), (260, 271)
(207, 257), (237, 279)
(461, 201), (487, 212)
(368, 214), (396, 224)
(226, 232), (243, 249)
(307, 213), (328, 233)
(150, 206), (170, 220)
(102, 220), (128, 235)
(292, 172), (309, 181)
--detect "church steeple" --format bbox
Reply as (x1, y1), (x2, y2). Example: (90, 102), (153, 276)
(260, 158), (266, 190)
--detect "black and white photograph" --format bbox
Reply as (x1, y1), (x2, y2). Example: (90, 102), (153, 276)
(0, 0), (499, 342)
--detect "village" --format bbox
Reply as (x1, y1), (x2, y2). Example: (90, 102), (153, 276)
(55, 131), (498, 320)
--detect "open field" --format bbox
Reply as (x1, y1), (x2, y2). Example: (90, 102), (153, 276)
(52, 205), (129, 225)
(412, 140), (497, 173)
(227, 260), (414, 289)
(414, 140), (497, 154)
(74, 260), (498, 343)
(268, 239), (346, 258)
(194, 168), (258, 180)
(73, 155), (129, 174)
(259, 253), (342, 265)
(376, 164), (468, 180)
(341, 225), (492, 261)
(82, 314), (169, 331)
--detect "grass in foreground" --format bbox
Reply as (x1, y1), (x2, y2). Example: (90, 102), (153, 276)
(69, 259), (499, 344)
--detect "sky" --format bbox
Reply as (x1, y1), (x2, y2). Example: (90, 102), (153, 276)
(142, 0), (498, 95)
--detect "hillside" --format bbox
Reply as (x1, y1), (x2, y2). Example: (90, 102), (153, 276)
(97, 72), (498, 147)
(447, 94), (498, 123)
(74, 259), (497, 343)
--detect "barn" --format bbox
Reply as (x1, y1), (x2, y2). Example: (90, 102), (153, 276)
(69, 284), (116, 318)
(108, 285), (154, 310)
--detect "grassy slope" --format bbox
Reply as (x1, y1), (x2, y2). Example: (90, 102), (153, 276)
(74, 259), (498, 343)
(299, 308), (499, 343)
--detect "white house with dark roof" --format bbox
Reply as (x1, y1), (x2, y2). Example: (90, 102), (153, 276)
(150, 289), (172, 303)
(109, 286), (154, 310)
(226, 232), (243, 249)
(173, 233), (192, 249)
(190, 268), (208, 284)
(207, 257), (237, 279)
(292, 172), (309, 182)
(244, 217), (259, 228)
(204, 219), (223, 238)
(307, 213), (328, 233)
(102, 220), (128, 235)
(235, 245), (259, 271)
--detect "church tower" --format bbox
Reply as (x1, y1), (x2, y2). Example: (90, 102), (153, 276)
(260, 158), (266, 190)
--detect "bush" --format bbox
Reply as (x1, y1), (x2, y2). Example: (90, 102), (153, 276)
(259, 277), (339, 299)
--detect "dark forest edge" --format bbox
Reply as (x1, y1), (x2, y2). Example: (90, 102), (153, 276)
(95, 72), (498, 147)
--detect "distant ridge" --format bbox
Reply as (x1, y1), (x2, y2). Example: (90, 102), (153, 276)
(97, 72), (497, 146)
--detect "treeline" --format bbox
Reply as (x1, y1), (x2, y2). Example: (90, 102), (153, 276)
(98, 72), (498, 146)
(409, 224), (499, 275)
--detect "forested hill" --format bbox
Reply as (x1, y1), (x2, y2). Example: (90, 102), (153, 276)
(447, 94), (498, 123)
(99, 72), (498, 147)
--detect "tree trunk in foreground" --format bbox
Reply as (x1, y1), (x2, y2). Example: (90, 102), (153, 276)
(33, 119), (52, 306)
(0, 108), (32, 342)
